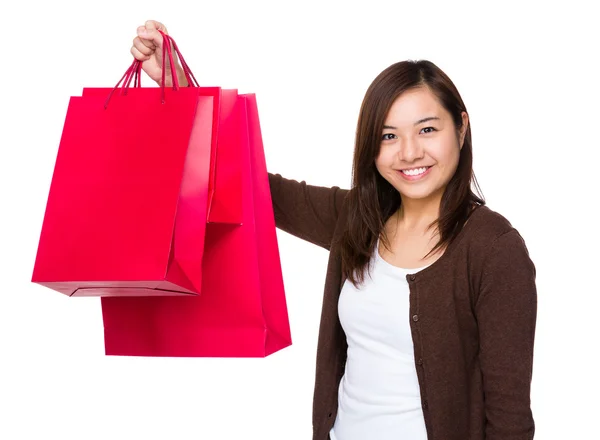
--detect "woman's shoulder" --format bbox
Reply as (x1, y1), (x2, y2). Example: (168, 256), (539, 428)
(469, 204), (515, 238)
(460, 204), (530, 256)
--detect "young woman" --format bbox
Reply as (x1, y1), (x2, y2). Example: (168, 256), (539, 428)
(132, 20), (537, 440)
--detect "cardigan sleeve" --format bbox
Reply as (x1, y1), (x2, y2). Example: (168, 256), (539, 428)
(268, 173), (349, 251)
(475, 228), (537, 440)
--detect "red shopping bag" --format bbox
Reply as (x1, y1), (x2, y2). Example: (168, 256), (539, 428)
(81, 86), (243, 225)
(100, 94), (292, 357)
(32, 32), (238, 297)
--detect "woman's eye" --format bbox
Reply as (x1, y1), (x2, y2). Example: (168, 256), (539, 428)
(421, 127), (437, 134)
(382, 133), (396, 141)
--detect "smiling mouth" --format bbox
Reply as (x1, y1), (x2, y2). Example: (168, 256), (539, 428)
(399, 166), (431, 176)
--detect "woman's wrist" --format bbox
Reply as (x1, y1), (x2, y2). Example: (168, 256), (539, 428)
(177, 67), (189, 87)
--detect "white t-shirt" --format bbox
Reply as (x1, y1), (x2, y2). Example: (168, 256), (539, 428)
(330, 242), (429, 440)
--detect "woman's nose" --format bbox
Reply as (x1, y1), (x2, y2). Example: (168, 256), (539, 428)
(398, 139), (424, 162)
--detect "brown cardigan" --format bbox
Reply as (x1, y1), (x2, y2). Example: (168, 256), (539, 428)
(268, 173), (537, 440)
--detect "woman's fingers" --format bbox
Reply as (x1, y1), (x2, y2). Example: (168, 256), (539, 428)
(137, 27), (164, 50)
(144, 20), (168, 34)
(130, 44), (150, 61)
(132, 36), (154, 56)
(136, 26), (156, 49)
(138, 20), (168, 47)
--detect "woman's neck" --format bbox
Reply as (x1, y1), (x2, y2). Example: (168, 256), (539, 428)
(395, 195), (441, 232)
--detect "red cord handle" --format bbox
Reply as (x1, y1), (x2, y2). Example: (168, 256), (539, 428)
(104, 31), (199, 108)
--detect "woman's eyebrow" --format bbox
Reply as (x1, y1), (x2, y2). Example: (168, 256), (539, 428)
(383, 116), (441, 130)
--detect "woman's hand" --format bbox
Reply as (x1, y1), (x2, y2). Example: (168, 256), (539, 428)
(130, 20), (188, 87)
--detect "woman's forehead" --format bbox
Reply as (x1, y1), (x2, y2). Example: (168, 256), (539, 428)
(384, 91), (448, 128)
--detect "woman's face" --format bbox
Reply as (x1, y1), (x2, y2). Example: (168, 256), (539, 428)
(375, 87), (468, 204)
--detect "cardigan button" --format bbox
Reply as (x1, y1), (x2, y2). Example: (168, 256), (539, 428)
(409, 274), (416, 281)
(423, 400), (429, 409)
(412, 314), (419, 322)
(417, 358), (423, 365)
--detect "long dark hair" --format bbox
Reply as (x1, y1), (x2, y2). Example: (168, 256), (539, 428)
(339, 60), (485, 287)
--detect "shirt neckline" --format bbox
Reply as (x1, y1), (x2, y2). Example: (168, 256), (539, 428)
(374, 240), (431, 275)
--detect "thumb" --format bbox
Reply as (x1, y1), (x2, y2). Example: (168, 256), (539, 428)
(144, 20), (167, 33)
(137, 20), (168, 47)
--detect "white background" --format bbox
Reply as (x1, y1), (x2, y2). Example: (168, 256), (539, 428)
(1, 1), (598, 439)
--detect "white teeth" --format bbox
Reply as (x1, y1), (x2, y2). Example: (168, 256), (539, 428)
(401, 167), (428, 176)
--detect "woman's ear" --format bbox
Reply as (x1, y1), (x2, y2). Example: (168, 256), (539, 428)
(459, 111), (469, 150)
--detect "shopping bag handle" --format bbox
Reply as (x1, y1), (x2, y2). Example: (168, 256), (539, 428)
(104, 31), (199, 109)
(161, 31), (199, 89)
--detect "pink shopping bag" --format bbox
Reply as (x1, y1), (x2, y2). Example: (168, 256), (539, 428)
(101, 94), (292, 357)
(32, 32), (242, 297)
